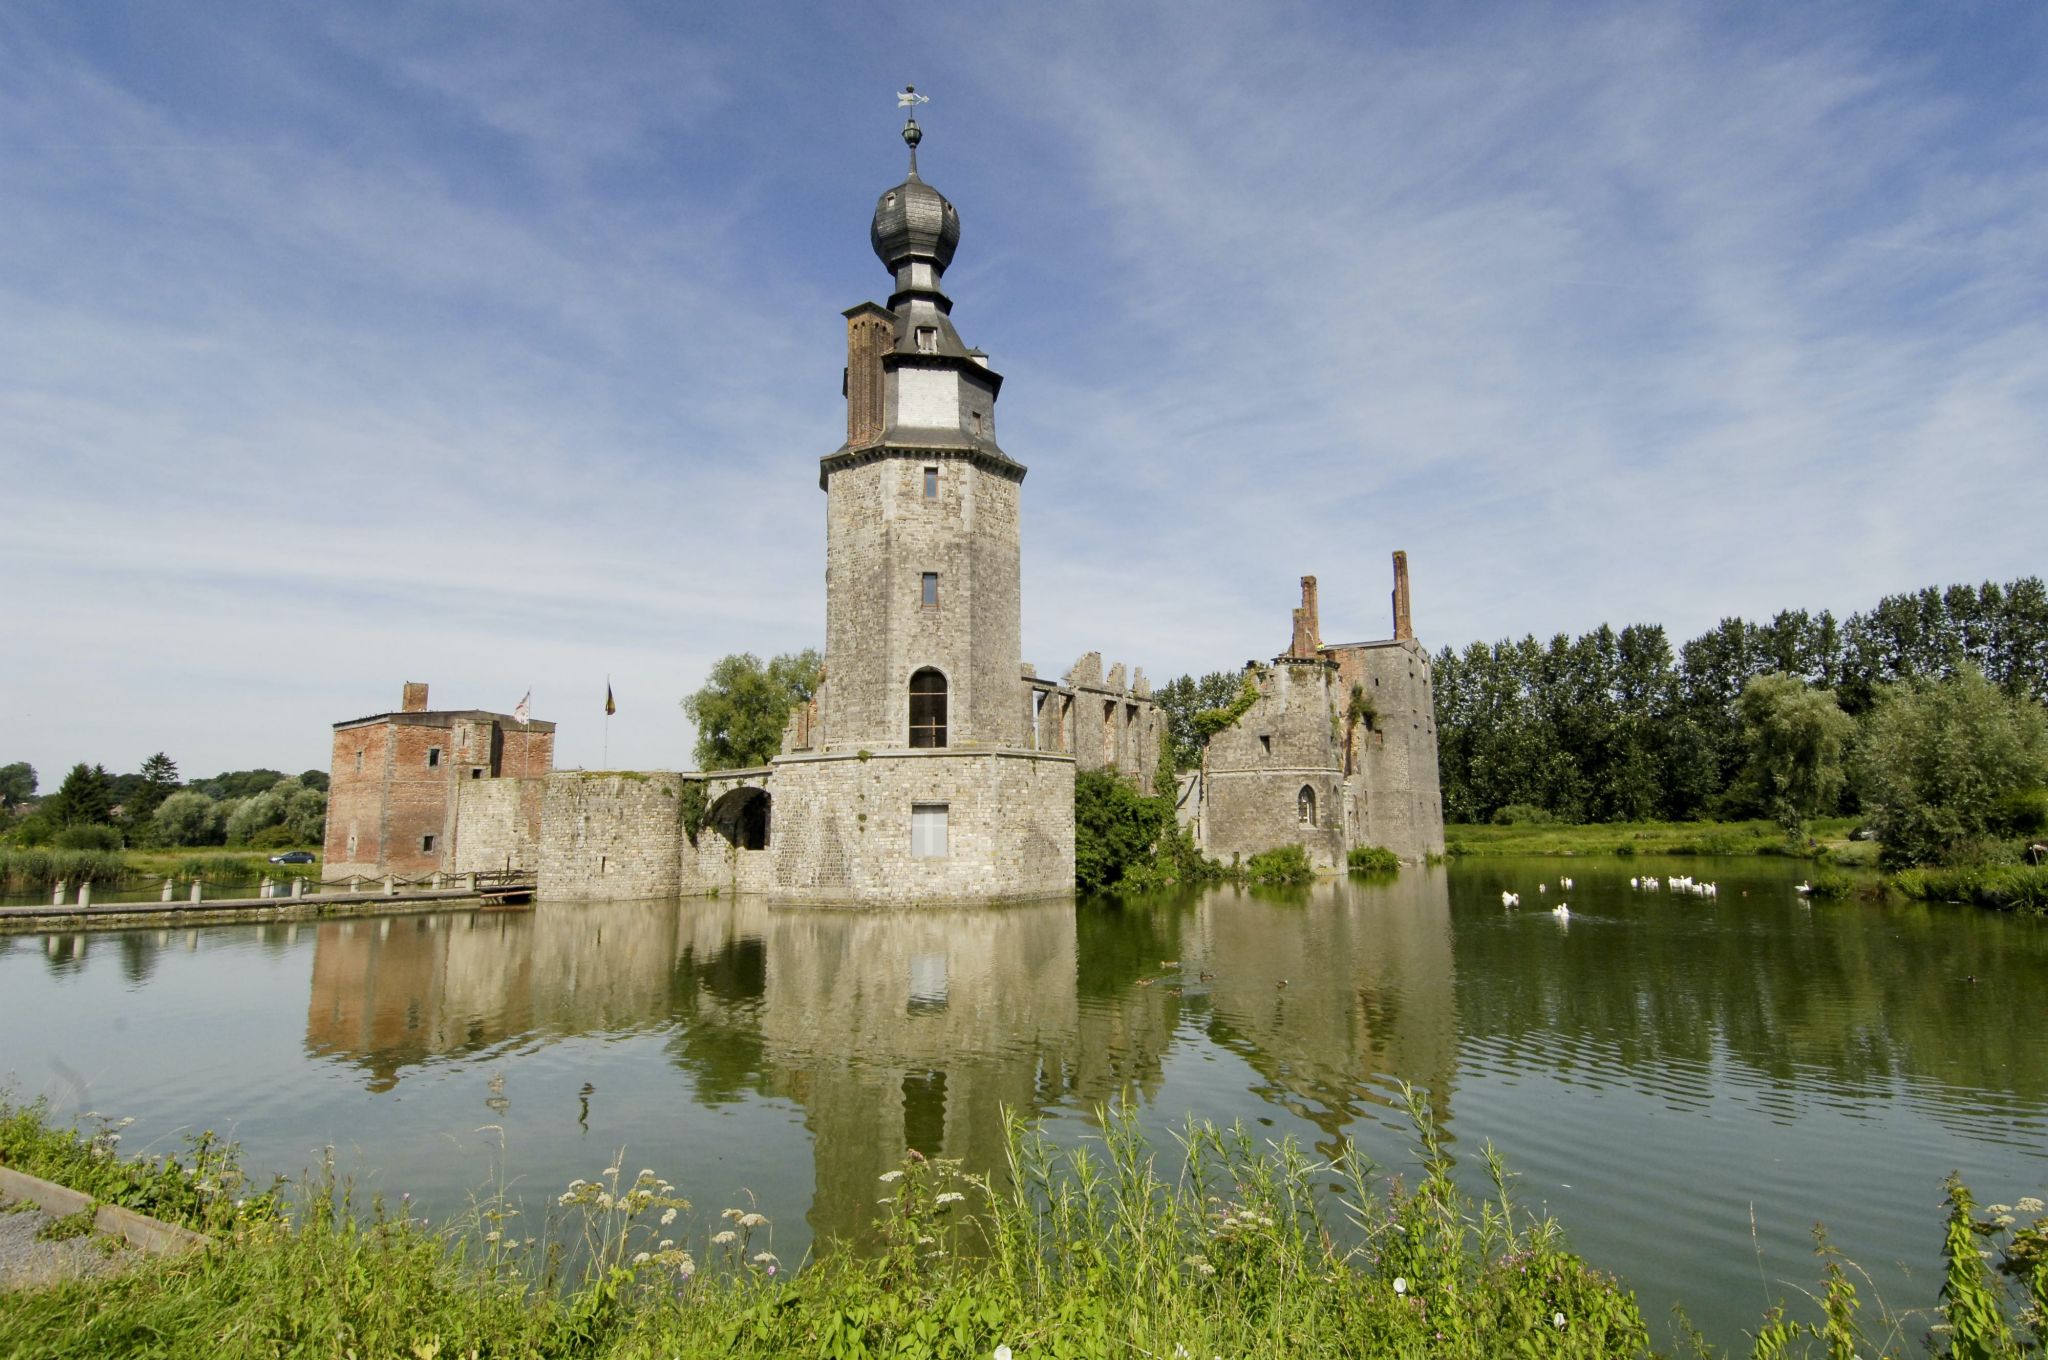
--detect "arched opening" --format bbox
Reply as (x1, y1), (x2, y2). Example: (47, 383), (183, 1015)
(1298, 785), (1317, 826)
(709, 787), (772, 851)
(909, 668), (948, 748)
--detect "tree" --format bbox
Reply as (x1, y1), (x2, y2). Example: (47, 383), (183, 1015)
(224, 778), (326, 846)
(192, 769), (288, 801)
(1730, 674), (1854, 837)
(154, 790), (226, 847)
(1855, 667), (2048, 867)
(1074, 769), (1172, 895)
(0, 762), (35, 810)
(1154, 671), (1241, 772)
(683, 650), (822, 771)
(124, 752), (181, 826)
(47, 763), (115, 827)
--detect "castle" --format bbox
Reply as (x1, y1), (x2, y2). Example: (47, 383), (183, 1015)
(329, 108), (1442, 901)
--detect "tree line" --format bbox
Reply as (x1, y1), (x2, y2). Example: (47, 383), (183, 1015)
(0, 757), (330, 851)
(1428, 577), (2048, 834)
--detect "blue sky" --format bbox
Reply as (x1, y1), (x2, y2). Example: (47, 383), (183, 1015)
(3, 1), (2043, 781)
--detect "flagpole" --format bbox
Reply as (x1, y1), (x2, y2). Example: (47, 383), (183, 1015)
(604, 675), (612, 769)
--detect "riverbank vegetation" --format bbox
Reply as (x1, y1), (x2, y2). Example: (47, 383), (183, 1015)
(1444, 817), (1863, 860)
(4, 1095), (2046, 1357)
(0, 756), (327, 855)
(0, 848), (321, 892)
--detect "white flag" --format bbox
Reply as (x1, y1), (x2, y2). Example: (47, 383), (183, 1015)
(897, 87), (929, 108)
(514, 691), (531, 725)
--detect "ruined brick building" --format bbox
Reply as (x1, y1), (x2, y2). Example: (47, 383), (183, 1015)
(331, 109), (1439, 900)
(1182, 563), (1446, 870)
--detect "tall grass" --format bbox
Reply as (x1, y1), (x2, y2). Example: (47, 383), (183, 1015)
(0, 847), (128, 889)
(1890, 864), (2048, 913)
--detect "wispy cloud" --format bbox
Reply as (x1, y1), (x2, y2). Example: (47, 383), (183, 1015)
(2, 0), (2043, 778)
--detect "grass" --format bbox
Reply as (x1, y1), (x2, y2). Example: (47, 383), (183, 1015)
(0, 848), (322, 891)
(1889, 863), (2048, 913)
(1445, 817), (1861, 860)
(6, 1096), (2045, 1357)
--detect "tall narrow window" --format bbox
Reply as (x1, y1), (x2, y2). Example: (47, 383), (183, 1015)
(1298, 785), (1317, 826)
(915, 327), (938, 354)
(426, 747), (441, 768)
(923, 466), (938, 498)
(909, 669), (948, 748)
(911, 802), (950, 858)
(355, 750), (364, 773)
(422, 833), (437, 853)
(921, 572), (939, 608)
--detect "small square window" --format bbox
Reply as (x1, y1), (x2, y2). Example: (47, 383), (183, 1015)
(471, 768), (483, 779)
(421, 833), (436, 852)
(921, 572), (939, 608)
(915, 327), (937, 354)
(911, 803), (949, 858)
(923, 466), (938, 498)
(427, 747), (441, 768)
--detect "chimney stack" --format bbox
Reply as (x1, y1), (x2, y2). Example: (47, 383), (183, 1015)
(402, 681), (430, 713)
(1391, 552), (1413, 641)
(1289, 575), (1321, 658)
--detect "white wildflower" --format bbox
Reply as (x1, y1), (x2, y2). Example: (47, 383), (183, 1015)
(879, 1170), (904, 1183)
(935, 1191), (965, 1205)
(484, 1231), (501, 1243)
(632, 1251), (650, 1264)
(713, 1230), (738, 1246)
(1393, 1276), (1407, 1295)
(752, 1251), (778, 1266)
(721, 1207), (745, 1221)
(660, 1238), (675, 1251)
(1553, 1312), (1565, 1329)
(603, 1165), (620, 1177)
(739, 1212), (768, 1228)
(2017, 1197), (2044, 1213)
(995, 1347), (1013, 1360)
(660, 1208), (677, 1226)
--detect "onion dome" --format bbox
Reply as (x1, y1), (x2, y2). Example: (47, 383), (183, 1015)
(871, 116), (960, 273)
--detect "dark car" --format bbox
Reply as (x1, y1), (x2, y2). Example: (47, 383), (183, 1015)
(268, 851), (316, 864)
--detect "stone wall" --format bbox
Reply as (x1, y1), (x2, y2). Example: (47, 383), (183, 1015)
(821, 455), (1025, 754)
(1329, 640), (1445, 863)
(450, 777), (546, 875)
(1199, 661), (1348, 869)
(765, 749), (1073, 904)
(535, 773), (684, 901)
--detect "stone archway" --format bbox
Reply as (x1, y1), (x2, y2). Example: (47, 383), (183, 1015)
(708, 786), (771, 851)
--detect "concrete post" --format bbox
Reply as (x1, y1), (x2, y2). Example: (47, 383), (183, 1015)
(190, 880), (202, 903)
(53, 880), (66, 906)
(260, 875), (272, 899)
(291, 877), (304, 899)
(431, 872), (442, 891)
(161, 877), (174, 902)
(78, 881), (92, 908)
(464, 872), (476, 892)
(383, 875), (396, 896)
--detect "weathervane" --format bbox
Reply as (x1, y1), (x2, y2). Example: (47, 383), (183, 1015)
(897, 84), (929, 173)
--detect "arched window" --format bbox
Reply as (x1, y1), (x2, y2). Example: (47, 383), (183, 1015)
(909, 669), (948, 748)
(1298, 785), (1317, 826)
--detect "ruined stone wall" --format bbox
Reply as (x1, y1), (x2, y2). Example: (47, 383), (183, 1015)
(535, 772), (684, 901)
(451, 778), (545, 874)
(766, 749), (1073, 904)
(1055, 654), (1166, 789)
(821, 455), (1024, 753)
(1199, 661), (1348, 870)
(1330, 640), (1445, 862)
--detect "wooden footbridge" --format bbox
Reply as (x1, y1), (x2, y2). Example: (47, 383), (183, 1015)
(0, 871), (536, 935)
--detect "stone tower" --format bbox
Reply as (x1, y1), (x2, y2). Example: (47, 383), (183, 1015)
(815, 109), (1025, 754)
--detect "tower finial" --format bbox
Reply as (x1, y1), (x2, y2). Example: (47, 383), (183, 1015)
(897, 84), (929, 176)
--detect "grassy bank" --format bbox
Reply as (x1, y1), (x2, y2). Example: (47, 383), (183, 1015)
(1445, 817), (1867, 861)
(0, 848), (320, 892)
(4, 1099), (2045, 1358)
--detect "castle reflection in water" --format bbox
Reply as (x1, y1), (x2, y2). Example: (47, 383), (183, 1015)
(301, 876), (1458, 1244)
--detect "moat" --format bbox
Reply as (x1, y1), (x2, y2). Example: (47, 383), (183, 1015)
(3, 861), (2043, 1349)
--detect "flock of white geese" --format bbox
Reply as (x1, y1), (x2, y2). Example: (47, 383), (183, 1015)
(1499, 873), (1722, 922)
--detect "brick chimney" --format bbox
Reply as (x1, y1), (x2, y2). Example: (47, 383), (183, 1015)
(844, 304), (892, 448)
(1289, 575), (1321, 658)
(401, 682), (430, 713)
(1391, 552), (1413, 641)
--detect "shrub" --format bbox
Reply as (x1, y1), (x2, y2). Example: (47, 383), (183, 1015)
(1244, 843), (1313, 885)
(1075, 770), (1173, 895)
(1489, 803), (1556, 826)
(1347, 845), (1400, 874)
(51, 823), (122, 851)
(1856, 668), (2048, 867)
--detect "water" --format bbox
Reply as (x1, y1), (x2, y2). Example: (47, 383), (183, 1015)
(2, 859), (2043, 1350)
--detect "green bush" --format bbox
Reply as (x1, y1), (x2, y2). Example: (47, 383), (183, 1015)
(1991, 787), (2048, 839)
(1347, 845), (1400, 874)
(1075, 770), (1174, 895)
(1244, 843), (1313, 885)
(0, 848), (129, 889)
(51, 823), (123, 851)
(1891, 864), (2048, 912)
(1490, 803), (1556, 826)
